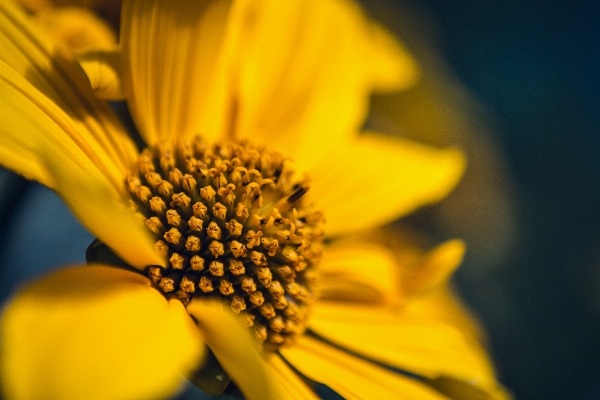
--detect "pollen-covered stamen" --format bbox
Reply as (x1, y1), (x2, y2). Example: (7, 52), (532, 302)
(126, 137), (324, 350)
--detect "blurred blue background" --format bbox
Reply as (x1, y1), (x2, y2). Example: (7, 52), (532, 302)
(420, 1), (600, 399)
(1, 1), (599, 399)
(373, 1), (600, 399)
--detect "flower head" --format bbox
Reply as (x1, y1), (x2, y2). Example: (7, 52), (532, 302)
(0, 0), (509, 399)
(127, 138), (325, 349)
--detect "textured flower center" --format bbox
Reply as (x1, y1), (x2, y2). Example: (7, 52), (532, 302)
(126, 136), (324, 349)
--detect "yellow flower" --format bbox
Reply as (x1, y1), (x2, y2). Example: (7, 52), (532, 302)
(0, 0), (508, 399)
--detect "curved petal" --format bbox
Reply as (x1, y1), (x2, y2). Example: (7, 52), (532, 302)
(308, 302), (499, 393)
(77, 48), (124, 100)
(121, 0), (416, 170)
(310, 133), (466, 236)
(319, 240), (400, 305)
(233, 0), (417, 172)
(121, 0), (235, 145)
(186, 300), (277, 400)
(402, 239), (466, 297)
(33, 6), (117, 54)
(0, 2), (157, 267)
(1, 265), (203, 400)
(0, 63), (163, 268)
(0, 0), (137, 176)
(281, 335), (449, 400)
(368, 22), (419, 92)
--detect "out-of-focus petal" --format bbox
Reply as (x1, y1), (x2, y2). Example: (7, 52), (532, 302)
(1, 265), (203, 400)
(425, 375), (512, 400)
(403, 285), (491, 372)
(0, 0), (136, 176)
(77, 48), (124, 100)
(281, 335), (449, 400)
(34, 6), (117, 54)
(402, 239), (466, 297)
(233, 0), (416, 173)
(121, 0), (235, 145)
(368, 23), (418, 91)
(308, 302), (501, 396)
(186, 300), (277, 400)
(310, 133), (466, 236)
(18, 0), (120, 13)
(319, 239), (399, 305)
(0, 63), (162, 268)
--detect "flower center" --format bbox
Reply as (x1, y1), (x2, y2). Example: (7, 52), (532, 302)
(126, 136), (324, 349)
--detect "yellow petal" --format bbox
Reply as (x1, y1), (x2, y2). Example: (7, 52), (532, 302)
(308, 302), (498, 390)
(319, 239), (400, 305)
(402, 239), (466, 297)
(310, 133), (466, 236)
(403, 285), (492, 372)
(264, 355), (319, 400)
(400, 265), (512, 399)
(233, 0), (416, 172)
(33, 6), (117, 54)
(120, 0), (235, 145)
(1, 265), (203, 400)
(281, 335), (449, 400)
(368, 23), (419, 92)
(0, 0), (137, 176)
(77, 48), (124, 100)
(186, 300), (277, 400)
(0, 63), (163, 268)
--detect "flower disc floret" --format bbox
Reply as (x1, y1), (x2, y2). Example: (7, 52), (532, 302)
(127, 136), (325, 349)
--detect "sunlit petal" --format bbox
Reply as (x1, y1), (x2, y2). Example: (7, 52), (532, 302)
(0, 0), (137, 175)
(186, 300), (277, 400)
(234, 0), (416, 172)
(319, 239), (399, 304)
(308, 302), (497, 389)
(310, 133), (466, 236)
(281, 335), (449, 400)
(0, 63), (163, 268)
(1, 265), (203, 400)
(121, 0), (235, 145)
